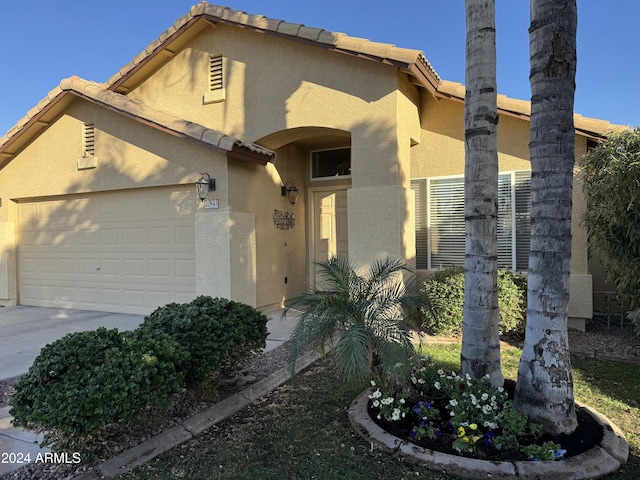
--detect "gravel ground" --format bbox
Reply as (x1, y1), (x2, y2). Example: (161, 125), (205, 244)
(0, 343), (291, 480)
(0, 327), (638, 480)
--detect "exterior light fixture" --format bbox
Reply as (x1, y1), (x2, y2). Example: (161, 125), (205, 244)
(281, 181), (299, 205)
(196, 173), (216, 202)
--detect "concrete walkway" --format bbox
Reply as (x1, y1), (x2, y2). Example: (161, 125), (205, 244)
(0, 305), (299, 478)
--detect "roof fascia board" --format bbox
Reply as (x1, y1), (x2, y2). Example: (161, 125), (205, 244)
(65, 89), (276, 161)
(1, 87), (274, 167)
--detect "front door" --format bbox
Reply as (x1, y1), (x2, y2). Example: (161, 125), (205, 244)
(312, 189), (348, 288)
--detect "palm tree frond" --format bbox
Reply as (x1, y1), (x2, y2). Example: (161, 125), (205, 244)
(285, 255), (422, 388)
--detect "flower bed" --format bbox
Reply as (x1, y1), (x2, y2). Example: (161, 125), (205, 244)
(348, 356), (629, 479)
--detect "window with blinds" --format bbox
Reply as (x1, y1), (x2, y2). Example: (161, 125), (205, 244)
(411, 170), (531, 271)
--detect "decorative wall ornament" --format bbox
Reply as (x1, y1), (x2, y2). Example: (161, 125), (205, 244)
(273, 209), (295, 230)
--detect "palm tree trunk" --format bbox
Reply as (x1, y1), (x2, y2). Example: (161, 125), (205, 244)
(461, 0), (503, 387)
(513, 0), (578, 435)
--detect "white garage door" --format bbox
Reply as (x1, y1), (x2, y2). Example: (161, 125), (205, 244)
(18, 187), (196, 315)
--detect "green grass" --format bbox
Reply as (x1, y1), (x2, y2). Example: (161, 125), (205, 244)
(119, 346), (640, 480)
(423, 344), (640, 479)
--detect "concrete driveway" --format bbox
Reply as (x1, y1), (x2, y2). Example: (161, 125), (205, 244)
(0, 305), (298, 382)
(0, 306), (145, 381)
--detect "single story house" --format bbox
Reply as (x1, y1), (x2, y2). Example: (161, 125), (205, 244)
(0, 3), (620, 328)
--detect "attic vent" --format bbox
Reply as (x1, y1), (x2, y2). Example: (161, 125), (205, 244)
(209, 55), (223, 91)
(83, 123), (95, 157)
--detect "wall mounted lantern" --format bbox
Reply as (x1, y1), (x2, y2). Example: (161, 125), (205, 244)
(281, 181), (299, 205)
(196, 173), (216, 202)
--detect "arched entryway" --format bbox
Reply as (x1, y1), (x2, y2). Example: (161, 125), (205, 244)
(255, 127), (352, 294)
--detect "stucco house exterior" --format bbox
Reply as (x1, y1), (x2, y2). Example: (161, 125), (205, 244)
(0, 3), (619, 328)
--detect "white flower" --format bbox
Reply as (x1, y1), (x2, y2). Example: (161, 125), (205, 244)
(449, 399), (458, 407)
(418, 378), (426, 384)
(434, 381), (441, 390)
(465, 373), (472, 381)
(437, 369), (445, 376)
(450, 411), (456, 416)
(391, 409), (401, 421)
(482, 404), (492, 414)
(370, 380), (377, 387)
(481, 393), (489, 401)
(399, 398), (405, 404)
(498, 387), (504, 393)
(373, 400), (380, 408)
(411, 376), (417, 384)
(470, 394), (477, 405)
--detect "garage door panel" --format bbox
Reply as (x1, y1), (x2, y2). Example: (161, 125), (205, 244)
(18, 187), (196, 314)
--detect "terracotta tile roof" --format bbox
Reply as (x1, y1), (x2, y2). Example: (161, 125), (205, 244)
(105, 2), (441, 92)
(437, 80), (626, 138)
(0, 76), (275, 164)
(0, 1), (623, 160)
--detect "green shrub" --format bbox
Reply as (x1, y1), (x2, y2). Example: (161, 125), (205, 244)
(139, 296), (269, 388)
(628, 309), (640, 339)
(420, 267), (526, 337)
(9, 327), (185, 448)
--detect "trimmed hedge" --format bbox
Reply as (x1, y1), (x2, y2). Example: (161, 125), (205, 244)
(9, 296), (269, 450)
(139, 296), (269, 388)
(420, 267), (527, 337)
(9, 327), (185, 445)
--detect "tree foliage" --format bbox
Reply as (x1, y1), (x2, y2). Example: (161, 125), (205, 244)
(580, 127), (640, 311)
(285, 256), (425, 389)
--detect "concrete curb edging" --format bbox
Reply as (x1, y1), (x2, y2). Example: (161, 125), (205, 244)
(348, 388), (629, 480)
(72, 349), (322, 480)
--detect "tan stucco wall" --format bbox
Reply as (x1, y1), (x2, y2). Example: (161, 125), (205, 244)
(127, 24), (402, 146)
(227, 143), (308, 308)
(125, 22), (421, 301)
(0, 99), (227, 306)
(0, 101), (228, 200)
(412, 95), (531, 179)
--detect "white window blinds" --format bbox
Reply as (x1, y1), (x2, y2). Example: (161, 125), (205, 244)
(412, 170), (531, 271)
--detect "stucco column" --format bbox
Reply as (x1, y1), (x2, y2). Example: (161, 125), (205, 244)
(347, 186), (415, 270)
(195, 210), (257, 306)
(347, 91), (418, 271)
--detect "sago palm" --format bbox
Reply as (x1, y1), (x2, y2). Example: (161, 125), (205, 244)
(285, 256), (426, 388)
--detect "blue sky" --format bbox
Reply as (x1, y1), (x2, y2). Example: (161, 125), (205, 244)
(0, 1), (637, 136)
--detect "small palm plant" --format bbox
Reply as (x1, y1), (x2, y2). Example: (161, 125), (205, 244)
(286, 256), (427, 389)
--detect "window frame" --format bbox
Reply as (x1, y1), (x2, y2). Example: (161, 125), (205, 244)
(309, 147), (352, 181)
(411, 170), (531, 272)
